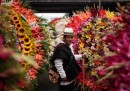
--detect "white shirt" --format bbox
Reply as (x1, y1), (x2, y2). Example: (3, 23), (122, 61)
(54, 42), (82, 85)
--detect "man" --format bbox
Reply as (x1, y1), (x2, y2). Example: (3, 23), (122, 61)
(50, 27), (86, 91)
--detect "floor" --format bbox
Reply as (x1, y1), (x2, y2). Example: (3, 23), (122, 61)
(34, 72), (59, 91)
(34, 72), (82, 91)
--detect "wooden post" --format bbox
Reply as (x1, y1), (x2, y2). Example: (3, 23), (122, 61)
(82, 58), (85, 91)
(99, 0), (101, 10)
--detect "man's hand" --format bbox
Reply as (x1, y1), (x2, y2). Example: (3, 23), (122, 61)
(82, 52), (87, 58)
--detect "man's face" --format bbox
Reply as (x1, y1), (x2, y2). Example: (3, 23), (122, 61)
(63, 35), (73, 45)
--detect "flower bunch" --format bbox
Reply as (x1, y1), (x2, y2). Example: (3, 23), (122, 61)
(0, 7), (28, 90)
(73, 8), (125, 90)
(0, 6), (17, 48)
(11, 0), (44, 41)
(66, 11), (92, 53)
(96, 22), (130, 91)
(0, 48), (29, 91)
(77, 72), (107, 91)
(66, 11), (91, 35)
(10, 10), (34, 55)
(10, 0), (49, 79)
(0, 0), (51, 90)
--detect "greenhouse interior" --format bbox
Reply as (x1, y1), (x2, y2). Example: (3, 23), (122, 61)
(0, 0), (130, 91)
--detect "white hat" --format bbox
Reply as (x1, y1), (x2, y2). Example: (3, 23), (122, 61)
(63, 28), (73, 35)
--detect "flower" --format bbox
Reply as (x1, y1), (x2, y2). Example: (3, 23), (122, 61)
(106, 10), (115, 20)
(17, 80), (25, 88)
(22, 47), (32, 54)
(98, 9), (106, 18)
(11, 14), (19, 22)
(0, 35), (4, 47)
(23, 36), (31, 45)
(15, 23), (22, 29)
(21, 61), (29, 70)
(0, 52), (8, 61)
(34, 54), (43, 61)
(17, 27), (25, 36)
(28, 68), (38, 79)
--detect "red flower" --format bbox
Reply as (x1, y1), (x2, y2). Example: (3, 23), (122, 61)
(17, 80), (25, 88)
(90, 8), (98, 17)
(98, 9), (106, 18)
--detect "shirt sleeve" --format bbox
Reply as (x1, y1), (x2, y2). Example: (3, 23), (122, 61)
(54, 59), (66, 78)
(74, 54), (82, 61)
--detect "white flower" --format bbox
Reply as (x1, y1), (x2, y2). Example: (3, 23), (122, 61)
(55, 19), (69, 35)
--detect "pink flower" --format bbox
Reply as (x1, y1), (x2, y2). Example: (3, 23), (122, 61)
(28, 68), (38, 79)
(31, 27), (40, 33)
(97, 69), (106, 76)
(120, 83), (130, 91)
(0, 52), (8, 61)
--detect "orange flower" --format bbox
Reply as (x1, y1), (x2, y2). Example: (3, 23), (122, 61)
(28, 68), (38, 79)
(35, 54), (43, 61)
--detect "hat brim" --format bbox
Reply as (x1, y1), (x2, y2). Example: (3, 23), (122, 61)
(63, 32), (73, 35)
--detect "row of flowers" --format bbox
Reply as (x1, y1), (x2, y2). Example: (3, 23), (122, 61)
(50, 3), (130, 91)
(0, 0), (51, 90)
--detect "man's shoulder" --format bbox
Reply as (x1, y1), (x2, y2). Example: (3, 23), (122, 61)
(55, 43), (65, 48)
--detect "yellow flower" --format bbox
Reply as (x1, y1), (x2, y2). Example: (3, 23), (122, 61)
(106, 10), (115, 20)
(82, 33), (85, 37)
(86, 34), (91, 39)
(17, 27), (25, 36)
(11, 14), (19, 22)
(23, 36), (31, 45)
(87, 49), (92, 53)
(15, 23), (22, 29)
(97, 20), (102, 25)
(22, 46), (32, 54)
(14, 20), (20, 24)
(96, 25), (102, 30)
(18, 35), (24, 42)
(21, 61), (29, 70)
(25, 43), (33, 48)
(91, 70), (98, 77)
(88, 23), (92, 29)
(93, 53), (100, 60)
(79, 42), (84, 49)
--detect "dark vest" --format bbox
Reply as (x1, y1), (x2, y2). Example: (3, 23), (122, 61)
(50, 43), (81, 81)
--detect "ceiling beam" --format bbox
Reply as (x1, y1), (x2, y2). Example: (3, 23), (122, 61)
(28, 1), (129, 13)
